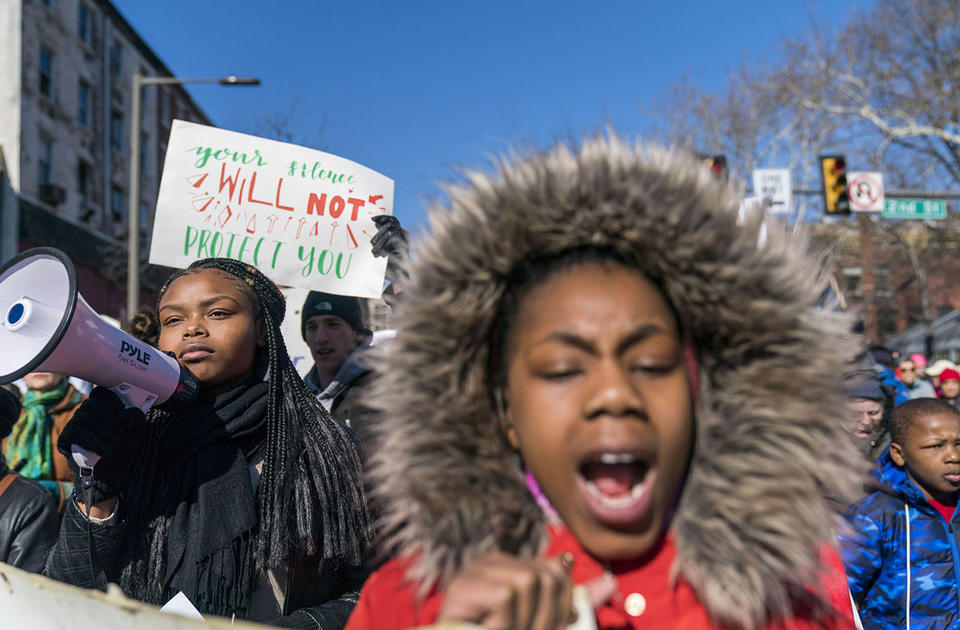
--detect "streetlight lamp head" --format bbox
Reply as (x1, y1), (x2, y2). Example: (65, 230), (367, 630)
(220, 75), (260, 86)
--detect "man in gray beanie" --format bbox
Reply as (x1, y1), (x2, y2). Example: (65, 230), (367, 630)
(844, 370), (896, 461)
(300, 214), (409, 446)
(301, 292), (374, 441)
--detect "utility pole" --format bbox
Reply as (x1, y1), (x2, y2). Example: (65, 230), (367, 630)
(857, 214), (880, 344)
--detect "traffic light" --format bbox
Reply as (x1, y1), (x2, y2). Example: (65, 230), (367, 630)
(819, 155), (850, 214)
(701, 155), (727, 178)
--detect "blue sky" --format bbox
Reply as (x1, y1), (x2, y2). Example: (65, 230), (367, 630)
(112, 0), (869, 233)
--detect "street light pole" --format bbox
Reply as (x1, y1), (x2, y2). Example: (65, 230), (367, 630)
(126, 73), (259, 320)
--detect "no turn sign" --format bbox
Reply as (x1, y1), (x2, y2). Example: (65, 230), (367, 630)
(848, 171), (884, 212)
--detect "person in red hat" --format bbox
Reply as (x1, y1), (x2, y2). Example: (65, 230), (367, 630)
(938, 368), (960, 408)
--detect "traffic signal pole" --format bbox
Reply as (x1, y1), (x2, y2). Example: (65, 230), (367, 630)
(780, 188), (960, 199)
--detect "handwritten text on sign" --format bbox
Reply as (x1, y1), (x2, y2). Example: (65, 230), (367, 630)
(149, 120), (394, 297)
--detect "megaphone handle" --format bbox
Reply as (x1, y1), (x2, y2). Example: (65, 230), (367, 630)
(71, 444), (101, 470)
(109, 383), (158, 412)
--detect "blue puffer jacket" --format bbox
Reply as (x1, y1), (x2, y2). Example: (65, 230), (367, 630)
(839, 448), (960, 629)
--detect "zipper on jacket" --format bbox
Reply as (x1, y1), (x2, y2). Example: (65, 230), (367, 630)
(947, 511), (960, 620)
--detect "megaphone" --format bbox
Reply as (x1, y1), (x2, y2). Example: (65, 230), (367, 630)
(0, 247), (198, 412)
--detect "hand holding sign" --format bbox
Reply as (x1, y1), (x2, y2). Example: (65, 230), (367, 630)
(370, 215), (408, 259)
(371, 214), (411, 303)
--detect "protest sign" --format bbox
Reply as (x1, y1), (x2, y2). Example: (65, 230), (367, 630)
(280, 287), (313, 377)
(149, 120), (394, 297)
(0, 560), (264, 629)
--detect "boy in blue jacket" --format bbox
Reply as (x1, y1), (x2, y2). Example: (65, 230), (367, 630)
(840, 397), (960, 629)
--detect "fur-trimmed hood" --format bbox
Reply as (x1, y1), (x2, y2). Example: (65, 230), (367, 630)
(367, 136), (864, 629)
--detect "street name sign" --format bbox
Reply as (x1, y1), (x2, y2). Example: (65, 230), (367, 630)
(882, 198), (947, 220)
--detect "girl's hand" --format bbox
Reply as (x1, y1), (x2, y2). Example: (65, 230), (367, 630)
(59, 387), (146, 508)
(436, 552), (616, 630)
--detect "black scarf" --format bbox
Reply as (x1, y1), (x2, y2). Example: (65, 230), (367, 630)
(121, 376), (269, 616)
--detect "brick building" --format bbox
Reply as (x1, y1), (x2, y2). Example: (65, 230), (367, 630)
(0, 0), (210, 322)
(809, 214), (960, 346)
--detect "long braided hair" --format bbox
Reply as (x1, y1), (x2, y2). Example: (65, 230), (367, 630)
(118, 258), (369, 603)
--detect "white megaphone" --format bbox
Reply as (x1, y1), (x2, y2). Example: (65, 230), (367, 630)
(0, 248), (199, 468)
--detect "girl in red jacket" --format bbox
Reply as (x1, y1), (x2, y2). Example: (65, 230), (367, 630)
(347, 137), (863, 630)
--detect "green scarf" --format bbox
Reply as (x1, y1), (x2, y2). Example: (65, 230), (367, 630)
(5, 379), (78, 479)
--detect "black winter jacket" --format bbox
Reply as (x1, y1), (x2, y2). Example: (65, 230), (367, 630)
(0, 458), (59, 573)
(45, 498), (367, 629)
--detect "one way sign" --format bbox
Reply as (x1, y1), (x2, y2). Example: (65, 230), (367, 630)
(752, 169), (792, 215)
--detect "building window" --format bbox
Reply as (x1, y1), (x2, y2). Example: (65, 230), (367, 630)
(139, 199), (150, 230)
(78, 3), (91, 46)
(77, 160), (91, 201)
(110, 40), (122, 76)
(39, 0), (53, 9)
(139, 132), (149, 174)
(139, 201), (151, 250)
(159, 89), (169, 123)
(39, 46), (54, 99)
(111, 186), (125, 222)
(38, 137), (53, 185)
(842, 267), (863, 299)
(111, 110), (123, 152)
(874, 268), (893, 300)
(78, 80), (90, 126)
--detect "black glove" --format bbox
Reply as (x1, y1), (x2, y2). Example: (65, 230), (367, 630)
(371, 215), (410, 307)
(58, 387), (147, 504)
(370, 215), (409, 259)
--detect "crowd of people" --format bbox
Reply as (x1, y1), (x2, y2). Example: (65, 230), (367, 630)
(837, 349), (960, 629)
(2, 136), (959, 629)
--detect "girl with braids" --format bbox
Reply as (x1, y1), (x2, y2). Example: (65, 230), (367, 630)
(46, 258), (370, 629)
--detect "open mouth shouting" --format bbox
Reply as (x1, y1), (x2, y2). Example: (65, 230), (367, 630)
(499, 263), (695, 560)
(576, 450), (656, 529)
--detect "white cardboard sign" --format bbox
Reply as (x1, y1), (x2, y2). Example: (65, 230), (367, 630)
(150, 120), (394, 297)
(280, 287), (313, 378)
(848, 171), (884, 213)
(751, 168), (792, 215)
